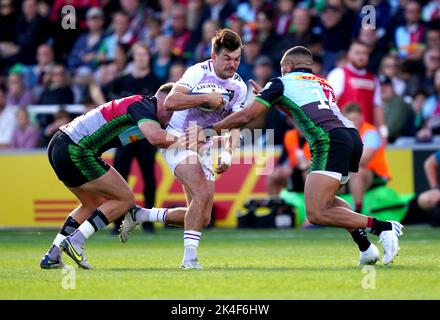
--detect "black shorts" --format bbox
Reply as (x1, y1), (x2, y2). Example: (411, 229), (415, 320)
(48, 130), (110, 187)
(310, 127), (363, 183)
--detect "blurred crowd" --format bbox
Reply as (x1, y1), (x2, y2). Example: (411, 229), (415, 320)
(1, 0), (440, 150)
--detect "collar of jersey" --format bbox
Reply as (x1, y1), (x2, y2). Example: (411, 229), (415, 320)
(291, 67), (313, 74)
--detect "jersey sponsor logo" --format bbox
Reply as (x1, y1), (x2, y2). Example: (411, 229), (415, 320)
(348, 77), (375, 90)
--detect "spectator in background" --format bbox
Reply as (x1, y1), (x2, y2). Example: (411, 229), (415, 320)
(266, 128), (310, 195)
(167, 5), (191, 60)
(358, 27), (388, 74)
(409, 90), (427, 136)
(120, 0), (152, 42)
(378, 54), (406, 97)
(0, 0), (19, 74)
(418, 68), (440, 140)
(255, 10), (280, 59)
(10, 108), (40, 148)
(99, 10), (135, 63)
(0, 86), (17, 148)
(187, 0), (205, 32)
(404, 150), (440, 227)
(380, 76), (413, 143)
(6, 73), (34, 107)
(343, 103), (391, 213)
(24, 43), (55, 100)
(318, 0), (355, 73)
(13, 0), (50, 65)
(67, 7), (106, 73)
(422, 0), (440, 23)
(237, 36), (261, 82)
(167, 61), (185, 82)
(419, 47), (440, 96)
(426, 28), (440, 49)
(42, 108), (71, 145)
(38, 64), (74, 105)
(153, 34), (178, 81)
(327, 40), (387, 138)
(192, 19), (219, 64)
(274, 0), (294, 36)
(236, 0), (270, 24)
(274, 7), (321, 63)
(198, 0), (235, 29)
(394, 1), (426, 60)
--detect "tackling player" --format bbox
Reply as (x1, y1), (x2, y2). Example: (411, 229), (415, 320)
(192, 46), (403, 266)
(40, 83), (192, 269)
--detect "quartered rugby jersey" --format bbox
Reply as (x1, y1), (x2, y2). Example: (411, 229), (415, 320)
(255, 68), (355, 147)
(61, 95), (159, 155)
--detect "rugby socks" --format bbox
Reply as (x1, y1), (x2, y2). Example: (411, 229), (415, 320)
(183, 230), (201, 262)
(48, 216), (80, 260)
(70, 209), (109, 245)
(367, 217), (392, 236)
(135, 207), (168, 224)
(350, 229), (371, 252)
(53, 216), (80, 247)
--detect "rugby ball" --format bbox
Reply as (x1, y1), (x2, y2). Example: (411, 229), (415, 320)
(190, 83), (231, 112)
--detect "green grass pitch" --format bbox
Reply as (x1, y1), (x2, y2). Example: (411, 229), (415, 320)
(1, 225), (439, 299)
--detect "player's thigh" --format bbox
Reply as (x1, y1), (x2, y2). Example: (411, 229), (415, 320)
(182, 185), (192, 206)
(304, 171), (341, 214)
(175, 155), (211, 198)
(79, 166), (134, 202)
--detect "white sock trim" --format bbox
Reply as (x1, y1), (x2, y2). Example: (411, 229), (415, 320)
(148, 208), (167, 223)
(53, 234), (66, 247)
(77, 220), (96, 239)
(184, 230), (201, 247)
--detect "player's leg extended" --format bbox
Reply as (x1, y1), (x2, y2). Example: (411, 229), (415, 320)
(175, 155), (213, 269)
(60, 167), (135, 268)
(40, 189), (106, 269)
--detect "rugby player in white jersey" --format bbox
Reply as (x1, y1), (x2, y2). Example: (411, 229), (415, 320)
(121, 29), (247, 269)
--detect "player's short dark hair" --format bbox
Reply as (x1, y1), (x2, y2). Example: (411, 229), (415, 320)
(157, 82), (174, 95)
(343, 103), (362, 115)
(212, 28), (243, 54)
(284, 46), (313, 65)
(285, 46), (313, 58)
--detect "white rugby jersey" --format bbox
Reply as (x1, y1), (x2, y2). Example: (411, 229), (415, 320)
(167, 59), (248, 133)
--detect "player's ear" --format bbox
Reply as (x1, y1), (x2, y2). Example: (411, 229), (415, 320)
(211, 51), (216, 61)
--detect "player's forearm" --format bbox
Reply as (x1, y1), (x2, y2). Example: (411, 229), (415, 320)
(212, 110), (252, 134)
(145, 130), (179, 149)
(164, 92), (209, 111)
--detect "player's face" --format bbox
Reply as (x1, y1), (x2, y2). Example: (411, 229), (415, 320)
(212, 48), (241, 79)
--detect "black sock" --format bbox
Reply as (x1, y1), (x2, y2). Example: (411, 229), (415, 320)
(350, 229), (371, 252)
(60, 216), (80, 236)
(369, 218), (392, 236)
(87, 209), (110, 232)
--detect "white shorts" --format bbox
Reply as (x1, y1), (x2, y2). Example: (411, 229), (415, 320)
(161, 144), (215, 181)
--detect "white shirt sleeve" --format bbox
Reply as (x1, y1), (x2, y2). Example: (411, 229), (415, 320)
(373, 76), (382, 108)
(175, 64), (204, 91)
(326, 68), (345, 98)
(232, 81), (248, 112)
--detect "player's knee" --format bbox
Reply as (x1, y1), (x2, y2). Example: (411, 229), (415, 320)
(202, 215), (211, 228)
(306, 208), (323, 225)
(193, 188), (211, 205)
